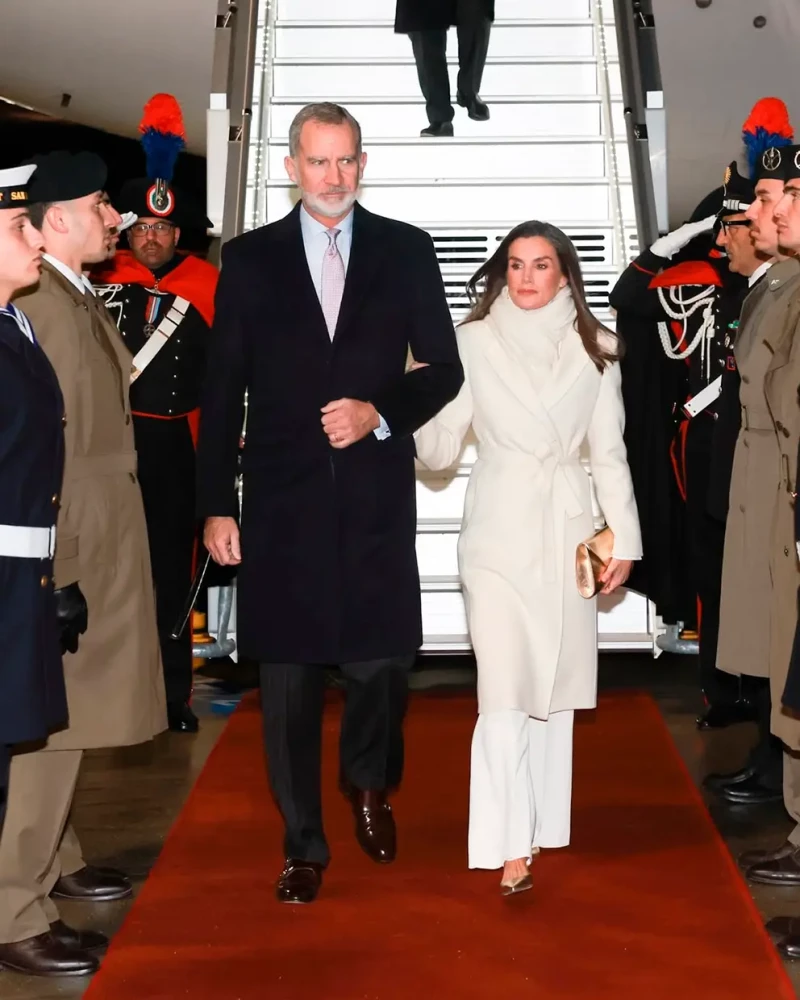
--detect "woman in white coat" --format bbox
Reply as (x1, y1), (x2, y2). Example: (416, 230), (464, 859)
(414, 222), (642, 894)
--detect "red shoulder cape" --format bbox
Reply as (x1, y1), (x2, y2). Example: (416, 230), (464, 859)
(92, 251), (218, 327)
(648, 259), (723, 290)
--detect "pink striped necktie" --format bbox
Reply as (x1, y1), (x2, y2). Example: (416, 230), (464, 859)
(321, 227), (345, 339)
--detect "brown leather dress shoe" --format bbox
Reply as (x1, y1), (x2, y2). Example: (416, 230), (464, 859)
(739, 840), (795, 869)
(747, 845), (800, 885)
(0, 931), (99, 977)
(348, 789), (397, 864)
(275, 859), (324, 904)
(50, 920), (109, 952)
(51, 865), (132, 901)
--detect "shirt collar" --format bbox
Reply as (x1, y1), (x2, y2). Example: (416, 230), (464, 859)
(299, 203), (355, 242)
(749, 259), (773, 288)
(44, 253), (96, 297)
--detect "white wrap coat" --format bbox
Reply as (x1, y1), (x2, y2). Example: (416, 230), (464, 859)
(414, 288), (642, 719)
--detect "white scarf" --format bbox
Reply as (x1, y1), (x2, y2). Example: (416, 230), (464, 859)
(487, 285), (578, 390)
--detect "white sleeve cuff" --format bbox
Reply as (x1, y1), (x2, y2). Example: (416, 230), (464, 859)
(373, 414), (391, 440)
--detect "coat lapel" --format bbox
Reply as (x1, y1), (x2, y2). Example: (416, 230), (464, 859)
(539, 324), (592, 411)
(274, 204), (332, 351)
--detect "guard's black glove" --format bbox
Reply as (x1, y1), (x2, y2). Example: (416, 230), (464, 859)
(53, 582), (88, 655)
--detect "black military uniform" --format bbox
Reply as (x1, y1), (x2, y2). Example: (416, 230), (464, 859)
(0, 165), (73, 829)
(610, 168), (754, 721)
(93, 182), (217, 732)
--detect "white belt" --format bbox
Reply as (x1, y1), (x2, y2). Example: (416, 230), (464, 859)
(0, 524), (56, 559)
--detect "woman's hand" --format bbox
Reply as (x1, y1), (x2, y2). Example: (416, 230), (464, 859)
(599, 558), (632, 595)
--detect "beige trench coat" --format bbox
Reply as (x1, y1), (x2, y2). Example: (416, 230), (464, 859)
(718, 259), (800, 680)
(14, 263), (166, 750)
(764, 278), (800, 748)
(414, 305), (642, 719)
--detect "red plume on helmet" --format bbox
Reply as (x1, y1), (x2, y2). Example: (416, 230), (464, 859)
(741, 97), (794, 176)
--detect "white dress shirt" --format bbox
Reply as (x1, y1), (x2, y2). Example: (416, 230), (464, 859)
(298, 204), (390, 440)
(44, 253), (96, 297)
(749, 259), (773, 288)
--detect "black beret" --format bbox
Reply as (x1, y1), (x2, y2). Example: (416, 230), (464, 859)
(753, 146), (789, 184)
(115, 177), (210, 230)
(26, 151), (108, 205)
(780, 145), (800, 182)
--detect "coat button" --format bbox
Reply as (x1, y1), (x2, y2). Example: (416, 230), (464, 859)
(739, 503), (746, 513)
(125, 414), (131, 425)
(40, 575), (49, 587)
(783, 426), (791, 438)
(129, 473), (136, 483)
(786, 546), (791, 557)
(742, 375), (750, 384)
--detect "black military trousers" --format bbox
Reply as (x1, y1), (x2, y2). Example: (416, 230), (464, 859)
(260, 656), (414, 866)
(133, 414), (196, 706)
(409, 0), (492, 124)
(684, 417), (742, 708)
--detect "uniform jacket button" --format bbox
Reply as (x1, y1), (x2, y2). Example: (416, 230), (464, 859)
(40, 575), (49, 588)
(51, 494), (59, 505)
(742, 375), (750, 384)
(129, 473), (137, 483)
(739, 504), (746, 513)
(62, 414), (67, 426)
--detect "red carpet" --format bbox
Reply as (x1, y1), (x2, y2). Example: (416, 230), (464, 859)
(85, 691), (794, 999)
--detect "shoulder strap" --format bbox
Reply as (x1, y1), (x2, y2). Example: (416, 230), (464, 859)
(130, 297), (190, 383)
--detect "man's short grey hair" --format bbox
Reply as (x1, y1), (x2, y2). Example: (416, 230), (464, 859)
(288, 103), (363, 158)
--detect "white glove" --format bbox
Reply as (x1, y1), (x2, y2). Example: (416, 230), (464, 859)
(117, 212), (138, 232)
(650, 214), (717, 259)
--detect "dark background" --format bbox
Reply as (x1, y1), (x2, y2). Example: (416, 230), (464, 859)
(0, 101), (210, 252)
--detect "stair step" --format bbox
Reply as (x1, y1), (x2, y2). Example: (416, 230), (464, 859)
(275, 0), (609, 21)
(268, 98), (624, 142)
(272, 22), (615, 62)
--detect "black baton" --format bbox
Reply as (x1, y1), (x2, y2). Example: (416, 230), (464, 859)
(171, 550), (212, 640)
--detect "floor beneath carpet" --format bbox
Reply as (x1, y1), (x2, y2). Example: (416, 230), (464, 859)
(4, 652), (799, 999)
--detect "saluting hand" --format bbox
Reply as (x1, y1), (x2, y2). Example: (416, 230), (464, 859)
(204, 516), (242, 566)
(322, 398), (380, 449)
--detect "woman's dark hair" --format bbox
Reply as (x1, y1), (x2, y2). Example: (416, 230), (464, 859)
(462, 220), (623, 372)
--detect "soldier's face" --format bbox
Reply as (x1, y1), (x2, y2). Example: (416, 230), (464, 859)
(746, 180), (784, 255)
(128, 218), (179, 269)
(715, 212), (760, 275)
(67, 191), (121, 265)
(0, 208), (44, 301)
(774, 181), (800, 250)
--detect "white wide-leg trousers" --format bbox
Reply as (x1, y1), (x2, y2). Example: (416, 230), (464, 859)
(468, 709), (574, 870)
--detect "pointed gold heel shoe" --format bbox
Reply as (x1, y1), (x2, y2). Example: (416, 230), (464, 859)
(500, 873), (533, 897)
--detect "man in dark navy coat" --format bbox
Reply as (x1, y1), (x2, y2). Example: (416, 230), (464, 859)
(0, 164), (92, 975)
(197, 102), (463, 904)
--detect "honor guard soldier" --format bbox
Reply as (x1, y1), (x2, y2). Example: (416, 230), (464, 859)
(0, 163), (91, 975)
(93, 95), (219, 734)
(0, 162), (86, 846)
(0, 151), (165, 979)
(610, 98), (789, 731)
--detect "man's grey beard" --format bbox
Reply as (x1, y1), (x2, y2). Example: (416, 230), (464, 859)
(301, 186), (359, 219)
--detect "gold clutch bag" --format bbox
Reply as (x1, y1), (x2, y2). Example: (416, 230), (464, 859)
(576, 526), (615, 599)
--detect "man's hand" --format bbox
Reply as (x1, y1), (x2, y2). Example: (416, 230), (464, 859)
(598, 558), (633, 595)
(321, 398), (380, 449)
(204, 516), (242, 566)
(54, 582), (88, 656)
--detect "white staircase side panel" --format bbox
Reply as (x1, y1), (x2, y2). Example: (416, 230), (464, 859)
(272, 24), (615, 61)
(271, 60), (622, 100)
